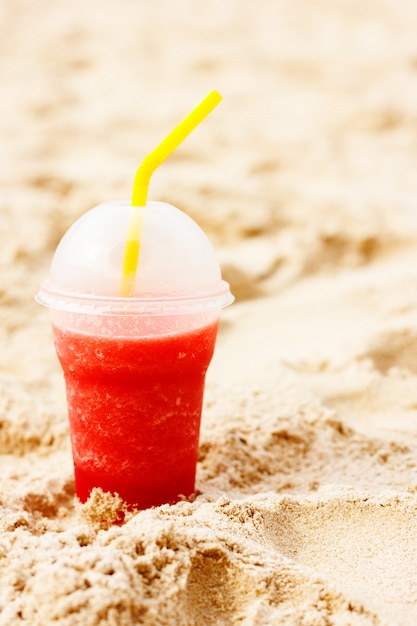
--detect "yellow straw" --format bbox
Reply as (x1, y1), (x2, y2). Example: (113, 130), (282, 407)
(119, 89), (223, 297)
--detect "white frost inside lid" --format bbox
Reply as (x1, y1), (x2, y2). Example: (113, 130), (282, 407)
(49, 201), (223, 299)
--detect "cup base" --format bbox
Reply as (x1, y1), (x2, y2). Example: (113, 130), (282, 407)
(74, 464), (197, 510)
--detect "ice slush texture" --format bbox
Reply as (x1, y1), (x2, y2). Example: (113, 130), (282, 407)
(53, 316), (219, 509)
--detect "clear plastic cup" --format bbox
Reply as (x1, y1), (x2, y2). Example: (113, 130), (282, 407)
(37, 201), (233, 509)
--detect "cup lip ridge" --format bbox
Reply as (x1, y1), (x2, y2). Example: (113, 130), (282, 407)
(36, 280), (234, 315)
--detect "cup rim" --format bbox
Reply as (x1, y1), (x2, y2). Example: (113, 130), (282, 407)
(36, 280), (234, 315)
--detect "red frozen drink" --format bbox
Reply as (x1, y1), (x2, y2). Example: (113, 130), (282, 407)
(52, 313), (219, 508)
(37, 200), (233, 510)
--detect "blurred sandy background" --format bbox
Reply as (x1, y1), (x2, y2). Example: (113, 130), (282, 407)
(1, 0), (417, 624)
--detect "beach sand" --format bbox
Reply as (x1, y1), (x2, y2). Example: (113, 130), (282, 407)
(1, 0), (417, 623)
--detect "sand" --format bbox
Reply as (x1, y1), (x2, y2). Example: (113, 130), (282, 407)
(1, 0), (417, 623)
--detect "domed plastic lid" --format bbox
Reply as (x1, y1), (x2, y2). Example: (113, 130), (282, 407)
(37, 201), (233, 315)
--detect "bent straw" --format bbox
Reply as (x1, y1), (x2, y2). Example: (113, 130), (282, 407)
(119, 90), (223, 297)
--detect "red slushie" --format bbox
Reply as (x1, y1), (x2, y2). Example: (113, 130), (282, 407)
(52, 315), (219, 509)
(37, 200), (233, 511)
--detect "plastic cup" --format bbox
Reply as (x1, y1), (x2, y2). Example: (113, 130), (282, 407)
(37, 200), (233, 509)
